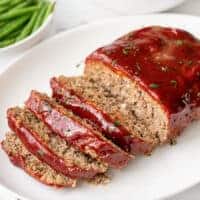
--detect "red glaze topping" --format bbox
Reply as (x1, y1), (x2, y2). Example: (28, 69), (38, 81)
(2, 149), (73, 188)
(7, 153), (25, 168)
(51, 77), (153, 155)
(3, 152), (74, 188)
(25, 91), (131, 169)
(86, 26), (200, 115)
(7, 109), (100, 179)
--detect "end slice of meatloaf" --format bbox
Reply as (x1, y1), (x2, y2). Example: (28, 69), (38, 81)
(2, 133), (77, 188)
(25, 91), (132, 169)
(7, 107), (107, 179)
(84, 26), (200, 144)
(51, 76), (154, 155)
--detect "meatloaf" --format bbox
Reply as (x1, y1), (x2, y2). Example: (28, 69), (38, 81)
(51, 76), (154, 155)
(25, 91), (132, 169)
(2, 133), (77, 188)
(83, 26), (200, 144)
(2, 25), (199, 189)
(7, 107), (107, 179)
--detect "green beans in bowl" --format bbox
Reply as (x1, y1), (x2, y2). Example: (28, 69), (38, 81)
(0, 0), (55, 52)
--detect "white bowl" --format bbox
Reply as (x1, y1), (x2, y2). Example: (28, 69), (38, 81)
(91, 0), (186, 14)
(57, 0), (186, 29)
(0, 0), (55, 53)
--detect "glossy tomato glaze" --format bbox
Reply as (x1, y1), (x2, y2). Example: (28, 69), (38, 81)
(25, 91), (131, 169)
(51, 77), (153, 155)
(86, 26), (200, 136)
(7, 109), (99, 179)
(1, 145), (72, 188)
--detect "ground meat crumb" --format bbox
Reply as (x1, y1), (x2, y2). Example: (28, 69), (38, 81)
(87, 174), (110, 185)
(170, 138), (177, 146)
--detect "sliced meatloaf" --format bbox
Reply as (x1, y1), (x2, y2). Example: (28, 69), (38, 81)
(7, 107), (107, 179)
(25, 91), (132, 169)
(2, 133), (77, 188)
(51, 76), (154, 155)
(84, 26), (200, 144)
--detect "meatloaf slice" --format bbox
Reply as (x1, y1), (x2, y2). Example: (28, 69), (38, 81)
(51, 76), (154, 155)
(7, 107), (107, 179)
(84, 26), (200, 144)
(51, 76), (158, 148)
(25, 91), (132, 169)
(2, 133), (77, 188)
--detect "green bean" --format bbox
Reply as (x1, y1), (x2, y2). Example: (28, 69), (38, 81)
(0, 6), (39, 21)
(6, 30), (21, 39)
(0, 6), (8, 14)
(16, 11), (38, 42)
(43, 2), (55, 21)
(12, 0), (34, 10)
(0, 0), (11, 6)
(0, 17), (26, 31)
(0, 0), (25, 14)
(9, 0), (25, 7)
(1, 0), (25, 9)
(0, 0), (33, 15)
(0, 21), (5, 27)
(0, 15), (30, 39)
(32, 2), (47, 32)
(0, 38), (15, 48)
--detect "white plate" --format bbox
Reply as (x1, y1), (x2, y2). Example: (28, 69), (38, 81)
(0, 14), (200, 200)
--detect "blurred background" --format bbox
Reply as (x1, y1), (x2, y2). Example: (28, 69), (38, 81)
(54, 0), (199, 31)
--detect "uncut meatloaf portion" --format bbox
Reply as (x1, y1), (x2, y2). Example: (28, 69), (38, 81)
(84, 26), (200, 144)
(51, 76), (154, 155)
(25, 91), (132, 169)
(2, 133), (77, 188)
(7, 107), (107, 179)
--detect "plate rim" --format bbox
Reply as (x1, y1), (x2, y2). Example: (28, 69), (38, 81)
(0, 13), (200, 200)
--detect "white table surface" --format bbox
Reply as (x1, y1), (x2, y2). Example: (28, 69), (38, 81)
(0, 0), (200, 199)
